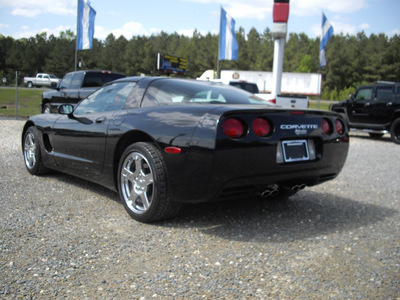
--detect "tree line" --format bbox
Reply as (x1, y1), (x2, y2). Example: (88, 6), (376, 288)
(1, 28), (399, 100)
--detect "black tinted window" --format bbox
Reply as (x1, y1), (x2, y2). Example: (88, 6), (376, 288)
(376, 87), (393, 101)
(82, 72), (125, 88)
(355, 88), (373, 100)
(74, 82), (136, 114)
(59, 73), (74, 89)
(70, 72), (84, 89)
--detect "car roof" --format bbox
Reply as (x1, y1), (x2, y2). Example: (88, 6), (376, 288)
(359, 81), (399, 89)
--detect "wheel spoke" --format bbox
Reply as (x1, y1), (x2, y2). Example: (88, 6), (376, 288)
(121, 151), (154, 215)
(24, 133), (37, 168)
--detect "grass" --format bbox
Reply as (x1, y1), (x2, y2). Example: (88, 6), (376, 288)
(0, 87), (44, 118)
(308, 100), (331, 111)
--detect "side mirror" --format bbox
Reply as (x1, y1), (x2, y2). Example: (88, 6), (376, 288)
(58, 104), (74, 115)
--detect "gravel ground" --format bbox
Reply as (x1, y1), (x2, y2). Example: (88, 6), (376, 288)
(0, 119), (399, 299)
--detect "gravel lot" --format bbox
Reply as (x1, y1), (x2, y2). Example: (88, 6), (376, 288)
(1, 119), (399, 299)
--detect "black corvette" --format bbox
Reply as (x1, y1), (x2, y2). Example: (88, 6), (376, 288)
(22, 77), (349, 223)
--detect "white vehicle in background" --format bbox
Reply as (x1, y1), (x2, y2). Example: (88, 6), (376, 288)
(23, 73), (61, 88)
(198, 69), (316, 109)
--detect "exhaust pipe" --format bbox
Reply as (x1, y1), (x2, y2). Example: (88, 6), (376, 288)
(291, 184), (306, 191)
(261, 185), (279, 198)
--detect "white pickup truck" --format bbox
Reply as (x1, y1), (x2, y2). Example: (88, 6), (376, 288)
(229, 81), (309, 109)
(23, 73), (61, 88)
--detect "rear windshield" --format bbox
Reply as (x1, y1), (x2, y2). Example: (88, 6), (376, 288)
(141, 79), (273, 107)
(82, 72), (126, 88)
(230, 82), (259, 94)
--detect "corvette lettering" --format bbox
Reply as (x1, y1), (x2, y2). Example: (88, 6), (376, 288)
(280, 124), (318, 130)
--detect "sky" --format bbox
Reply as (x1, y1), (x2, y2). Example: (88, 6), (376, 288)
(0, 0), (399, 41)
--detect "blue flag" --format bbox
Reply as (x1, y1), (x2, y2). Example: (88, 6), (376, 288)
(319, 12), (333, 68)
(219, 7), (238, 61)
(77, 0), (96, 50)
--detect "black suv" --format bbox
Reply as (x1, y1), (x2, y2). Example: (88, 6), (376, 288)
(330, 82), (400, 144)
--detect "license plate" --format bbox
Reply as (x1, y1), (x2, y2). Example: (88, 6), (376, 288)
(282, 140), (310, 163)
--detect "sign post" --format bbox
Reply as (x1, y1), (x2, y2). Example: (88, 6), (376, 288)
(271, 0), (290, 100)
(15, 71), (18, 119)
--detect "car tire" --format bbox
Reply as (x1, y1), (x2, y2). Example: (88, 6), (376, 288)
(27, 82), (33, 88)
(390, 118), (400, 144)
(23, 126), (48, 175)
(118, 142), (181, 223)
(43, 103), (51, 114)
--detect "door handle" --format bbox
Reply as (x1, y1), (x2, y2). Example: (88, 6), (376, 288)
(364, 102), (371, 107)
(95, 117), (106, 124)
(386, 102), (393, 107)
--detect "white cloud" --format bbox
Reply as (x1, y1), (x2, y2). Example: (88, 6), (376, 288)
(95, 22), (157, 40)
(11, 8), (42, 18)
(386, 29), (400, 37)
(290, 0), (369, 17)
(183, 0), (272, 19)
(184, 0), (368, 18)
(0, 0), (75, 17)
(12, 25), (73, 39)
(0, 23), (10, 28)
(359, 23), (370, 30)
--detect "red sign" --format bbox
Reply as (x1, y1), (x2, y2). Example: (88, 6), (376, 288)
(273, 2), (289, 23)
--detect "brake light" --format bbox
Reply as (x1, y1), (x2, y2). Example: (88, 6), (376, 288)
(321, 118), (332, 135)
(290, 111), (305, 115)
(252, 118), (272, 137)
(268, 99), (276, 104)
(222, 118), (245, 138)
(335, 119), (344, 135)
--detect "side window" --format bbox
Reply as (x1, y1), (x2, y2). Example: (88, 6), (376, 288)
(74, 82), (136, 114)
(37, 74), (43, 79)
(43, 75), (49, 80)
(70, 72), (84, 89)
(376, 87), (394, 102)
(355, 88), (372, 101)
(59, 73), (74, 89)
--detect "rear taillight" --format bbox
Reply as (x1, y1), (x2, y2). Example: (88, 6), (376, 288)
(321, 118), (332, 135)
(335, 119), (344, 135)
(222, 118), (245, 138)
(252, 118), (272, 137)
(268, 99), (276, 104)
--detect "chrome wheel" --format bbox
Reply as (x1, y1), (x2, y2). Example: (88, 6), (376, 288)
(118, 142), (181, 223)
(24, 132), (37, 170)
(120, 151), (154, 215)
(22, 127), (48, 175)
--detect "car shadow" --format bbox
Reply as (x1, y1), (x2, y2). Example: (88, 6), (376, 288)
(166, 191), (397, 243)
(41, 172), (397, 244)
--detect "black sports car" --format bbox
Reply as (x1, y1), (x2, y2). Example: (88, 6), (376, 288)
(22, 77), (349, 223)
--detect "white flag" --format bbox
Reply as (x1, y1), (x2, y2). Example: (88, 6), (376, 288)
(319, 12), (333, 67)
(219, 7), (238, 61)
(77, 0), (96, 50)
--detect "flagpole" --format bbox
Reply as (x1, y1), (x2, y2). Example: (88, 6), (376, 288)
(217, 6), (222, 79)
(317, 66), (321, 109)
(75, 0), (79, 71)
